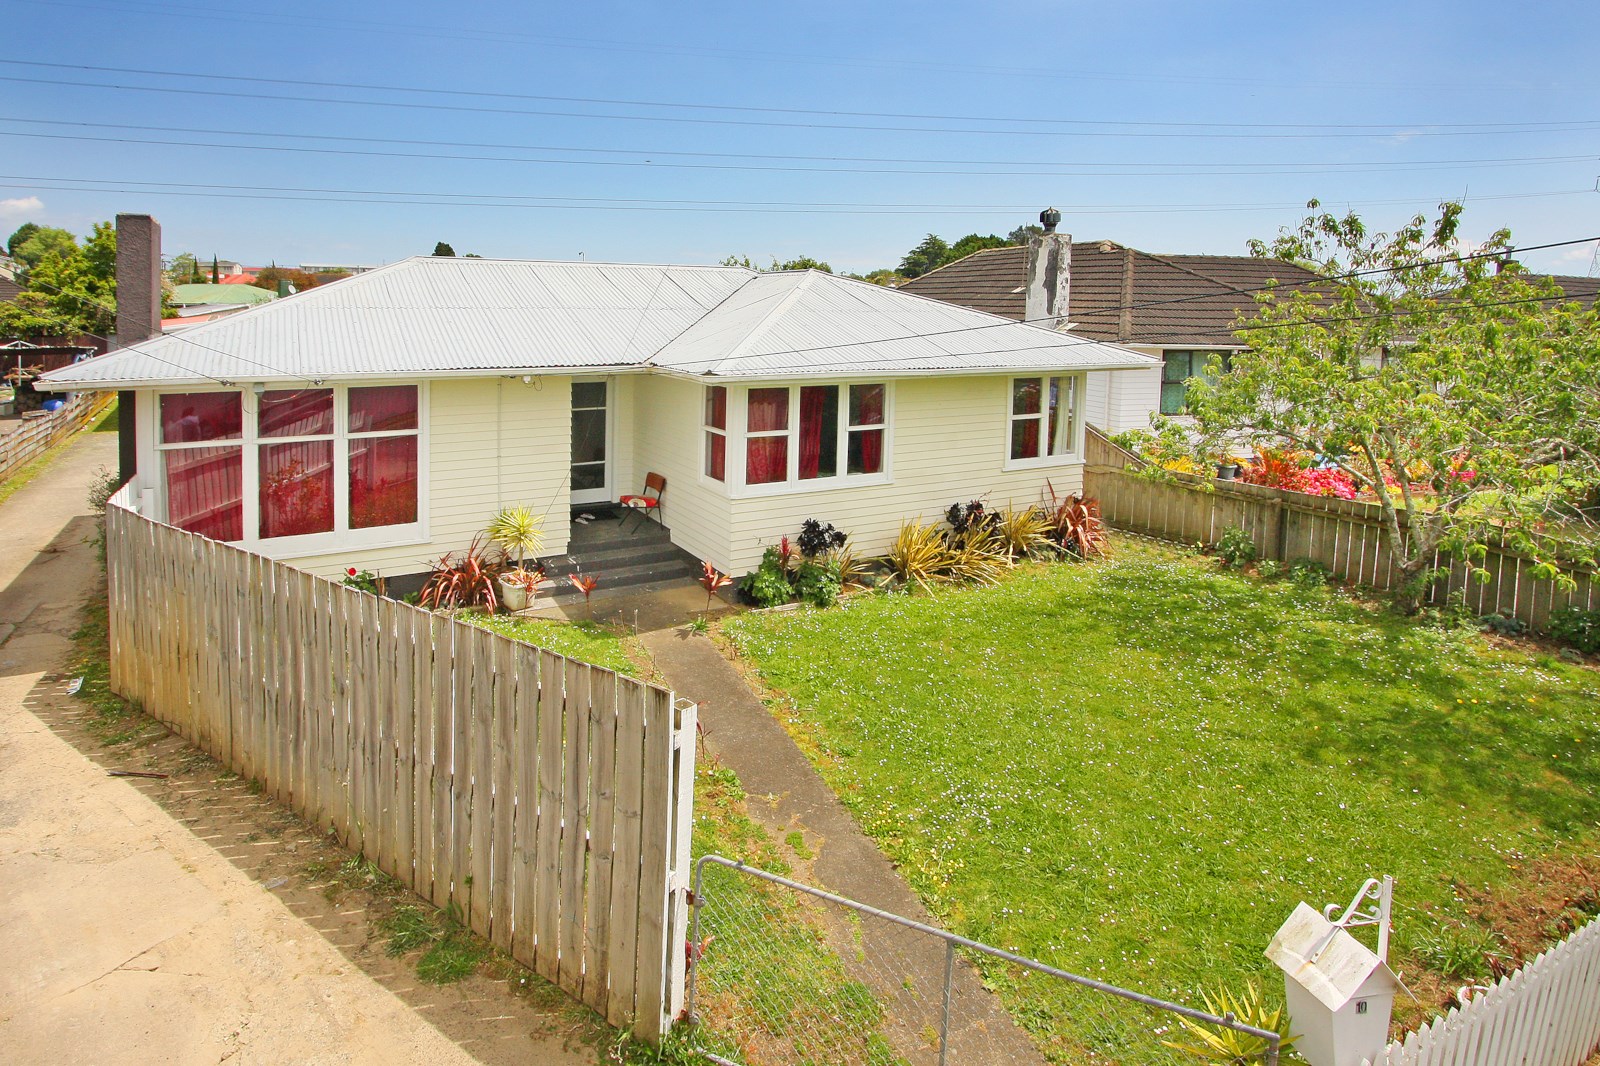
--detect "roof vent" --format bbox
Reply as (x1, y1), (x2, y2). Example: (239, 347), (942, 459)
(1040, 207), (1061, 234)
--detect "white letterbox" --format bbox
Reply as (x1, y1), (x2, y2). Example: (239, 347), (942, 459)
(1266, 902), (1403, 1066)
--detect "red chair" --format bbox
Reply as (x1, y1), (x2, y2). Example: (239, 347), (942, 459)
(619, 472), (666, 532)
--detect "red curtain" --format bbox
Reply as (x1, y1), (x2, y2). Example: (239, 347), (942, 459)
(164, 446), (242, 540)
(350, 435), (418, 529)
(746, 436), (787, 484)
(260, 441), (335, 538)
(848, 428), (883, 475)
(799, 386), (826, 480)
(349, 385), (418, 433)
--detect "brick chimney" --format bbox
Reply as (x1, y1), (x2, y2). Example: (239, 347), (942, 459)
(113, 213), (161, 485)
(114, 213), (162, 347)
(1024, 207), (1071, 330)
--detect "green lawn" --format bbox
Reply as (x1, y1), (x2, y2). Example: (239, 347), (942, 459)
(458, 612), (644, 677)
(723, 541), (1600, 1062)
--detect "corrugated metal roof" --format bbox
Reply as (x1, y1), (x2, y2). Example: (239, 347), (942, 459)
(41, 255), (1153, 389)
(652, 270), (1154, 376)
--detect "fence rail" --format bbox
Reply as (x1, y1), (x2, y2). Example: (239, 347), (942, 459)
(0, 390), (115, 481)
(1084, 429), (1597, 634)
(104, 492), (696, 1040)
(687, 856), (1282, 1065)
(1364, 917), (1600, 1066)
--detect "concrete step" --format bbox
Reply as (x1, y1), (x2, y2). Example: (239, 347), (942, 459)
(547, 542), (686, 570)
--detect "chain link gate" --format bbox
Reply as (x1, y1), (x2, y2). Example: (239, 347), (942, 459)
(683, 856), (1282, 1066)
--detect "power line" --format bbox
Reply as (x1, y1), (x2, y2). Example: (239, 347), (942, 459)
(3, 117), (1590, 179)
(7, 0), (1574, 95)
(1, 174), (1588, 217)
(9, 73), (1598, 140)
(3, 59), (1593, 135)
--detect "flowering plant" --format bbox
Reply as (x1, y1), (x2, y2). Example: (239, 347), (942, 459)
(342, 567), (380, 594)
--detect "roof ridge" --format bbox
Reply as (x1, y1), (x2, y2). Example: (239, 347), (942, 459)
(696, 271), (820, 374)
(906, 244), (1023, 284)
(642, 269), (766, 369)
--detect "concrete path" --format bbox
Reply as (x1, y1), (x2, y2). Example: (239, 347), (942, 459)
(0, 432), (481, 1065)
(641, 627), (1045, 1065)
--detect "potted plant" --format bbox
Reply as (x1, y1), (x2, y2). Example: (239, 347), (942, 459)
(486, 505), (544, 611)
(497, 563), (545, 613)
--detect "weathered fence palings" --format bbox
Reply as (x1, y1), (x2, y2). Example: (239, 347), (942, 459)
(1363, 917), (1600, 1066)
(1083, 430), (1597, 636)
(103, 492), (696, 1042)
(0, 391), (114, 481)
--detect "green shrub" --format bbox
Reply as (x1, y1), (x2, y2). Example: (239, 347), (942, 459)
(795, 560), (842, 609)
(1411, 924), (1504, 980)
(1548, 605), (1600, 653)
(1215, 527), (1257, 569)
(739, 547), (795, 608)
(1288, 559), (1331, 590)
(1255, 559), (1282, 579)
(1480, 612), (1527, 637)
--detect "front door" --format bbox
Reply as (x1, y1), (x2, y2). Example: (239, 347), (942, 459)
(570, 379), (611, 506)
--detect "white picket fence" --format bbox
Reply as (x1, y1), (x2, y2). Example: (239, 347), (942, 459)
(1364, 917), (1600, 1066)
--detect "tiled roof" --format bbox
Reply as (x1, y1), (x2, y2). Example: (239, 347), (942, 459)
(1537, 274), (1598, 309)
(899, 241), (1325, 347)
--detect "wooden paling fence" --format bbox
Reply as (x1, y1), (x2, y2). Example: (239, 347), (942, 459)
(0, 391), (115, 481)
(1083, 429), (1598, 634)
(1363, 917), (1600, 1066)
(104, 492), (696, 1041)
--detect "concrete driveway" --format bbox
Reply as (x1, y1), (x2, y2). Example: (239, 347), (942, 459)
(0, 431), (481, 1065)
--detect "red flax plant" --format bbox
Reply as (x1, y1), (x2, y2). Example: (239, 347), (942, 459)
(698, 561), (732, 620)
(419, 534), (501, 612)
(1045, 482), (1109, 558)
(567, 572), (598, 618)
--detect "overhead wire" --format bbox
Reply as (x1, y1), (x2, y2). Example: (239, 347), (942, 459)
(0, 174), (1588, 217)
(2, 59), (1592, 134)
(7, 73), (1597, 140)
(2, 118), (1590, 179)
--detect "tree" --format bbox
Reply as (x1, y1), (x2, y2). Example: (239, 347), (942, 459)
(166, 252), (204, 284)
(719, 254), (832, 273)
(1175, 200), (1600, 611)
(251, 267), (319, 294)
(8, 225), (77, 272)
(6, 222), (40, 257)
(1007, 223), (1044, 245)
(432, 242), (456, 257)
(897, 234), (949, 279)
(946, 233), (1010, 263)
(0, 220), (116, 338)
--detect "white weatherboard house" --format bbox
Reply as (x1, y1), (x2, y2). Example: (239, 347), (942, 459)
(41, 255), (1156, 580)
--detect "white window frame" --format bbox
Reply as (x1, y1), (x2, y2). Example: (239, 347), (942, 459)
(703, 384), (728, 482)
(700, 380), (895, 498)
(1004, 373), (1085, 470)
(149, 382), (430, 558)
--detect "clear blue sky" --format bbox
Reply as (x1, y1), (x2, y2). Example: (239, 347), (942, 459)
(3, 0), (1597, 275)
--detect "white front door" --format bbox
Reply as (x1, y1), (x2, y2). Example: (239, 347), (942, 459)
(570, 378), (612, 506)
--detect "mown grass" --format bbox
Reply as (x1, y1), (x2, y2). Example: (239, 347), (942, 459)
(723, 539), (1600, 1062)
(459, 610), (643, 677)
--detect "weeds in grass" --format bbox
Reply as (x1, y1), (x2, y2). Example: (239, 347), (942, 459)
(1410, 924), (1506, 981)
(378, 903), (486, 984)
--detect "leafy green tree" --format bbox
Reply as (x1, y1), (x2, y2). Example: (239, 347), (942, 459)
(1007, 223), (1044, 245)
(1175, 200), (1600, 611)
(897, 234), (949, 279)
(8, 225), (77, 272)
(432, 242), (456, 257)
(166, 252), (204, 284)
(946, 233), (1010, 263)
(6, 222), (40, 257)
(720, 254), (832, 273)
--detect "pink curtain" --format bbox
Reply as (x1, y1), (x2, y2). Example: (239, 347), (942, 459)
(849, 429), (883, 475)
(350, 435), (418, 529)
(160, 392), (241, 444)
(259, 388), (333, 437)
(747, 388), (788, 432)
(259, 441), (334, 538)
(164, 446), (242, 540)
(349, 385), (418, 433)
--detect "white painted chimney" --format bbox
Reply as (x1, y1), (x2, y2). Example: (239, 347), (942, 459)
(1024, 207), (1071, 330)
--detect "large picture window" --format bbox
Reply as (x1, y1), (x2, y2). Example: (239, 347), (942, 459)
(708, 382), (890, 492)
(155, 384), (424, 549)
(1008, 375), (1082, 465)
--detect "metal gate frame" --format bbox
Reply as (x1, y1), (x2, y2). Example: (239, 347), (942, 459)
(685, 855), (1281, 1066)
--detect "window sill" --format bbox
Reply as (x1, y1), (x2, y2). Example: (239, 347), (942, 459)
(1001, 454), (1084, 474)
(718, 472), (894, 500)
(232, 524), (431, 562)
